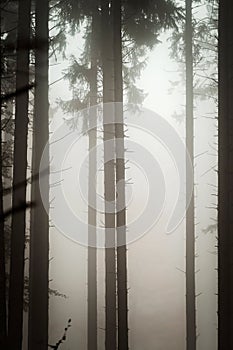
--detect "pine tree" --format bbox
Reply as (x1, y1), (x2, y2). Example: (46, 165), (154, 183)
(218, 0), (233, 347)
(55, 3), (182, 349)
(88, 3), (99, 350)
(185, 1), (196, 349)
(0, 22), (7, 348)
(28, 0), (49, 348)
(101, 1), (117, 349)
(113, 0), (128, 349)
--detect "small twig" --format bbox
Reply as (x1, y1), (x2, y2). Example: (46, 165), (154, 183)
(48, 319), (72, 349)
(1, 83), (35, 103)
(0, 201), (36, 221)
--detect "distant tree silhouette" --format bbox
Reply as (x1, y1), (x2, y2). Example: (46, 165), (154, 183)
(47, 2), (183, 350)
(87, 3), (99, 350)
(169, 1), (218, 347)
(185, 0), (196, 349)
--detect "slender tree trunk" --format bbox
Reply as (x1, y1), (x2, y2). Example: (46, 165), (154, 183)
(101, 1), (117, 348)
(113, 1), (128, 349)
(28, 0), (49, 348)
(185, 0), (196, 349)
(0, 29), (7, 347)
(218, 0), (233, 348)
(88, 7), (98, 350)
(7, 0), (31, 348)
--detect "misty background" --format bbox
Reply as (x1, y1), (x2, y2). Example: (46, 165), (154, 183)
(46, 20), (217, 349)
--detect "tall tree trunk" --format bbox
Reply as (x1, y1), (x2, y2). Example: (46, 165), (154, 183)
(0, 28), (7, 348)
(185, 0), (196, 349)
(28, 0), (49, 348)
(88, 6), (98, 350)
(7, 0), (31, 348)
(218, 0), (233, 348)
(113, 1), (128, 349)
(101, 1), (117, 348)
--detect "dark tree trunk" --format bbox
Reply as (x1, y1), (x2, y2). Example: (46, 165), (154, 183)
(101, 1), (117, 349)
(88, 6), (98, 350)
(0, 28), (7, 348)
(185, 0), (196, 349)
(28, 0), (49, 348)
(7, 0), (31, 348)
(113, 1), (128, 349)
(218, 0), (233, 348)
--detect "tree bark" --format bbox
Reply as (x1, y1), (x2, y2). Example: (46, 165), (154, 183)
(88, 6), (98, 350)
(28, 0), (49, 348)
(101, 1), (117, 348)
(218, 0), (233, 348)
(7, 0), (31, 348)
(185, 0), (196, 349)
(113, 1), (128, 349)
(0, 27), (7, 348)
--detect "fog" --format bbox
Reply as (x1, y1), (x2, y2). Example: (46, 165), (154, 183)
(47, 29), (217, 350)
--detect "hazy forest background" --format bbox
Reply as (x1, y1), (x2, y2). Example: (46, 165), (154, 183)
(1, 0), (232, 349)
